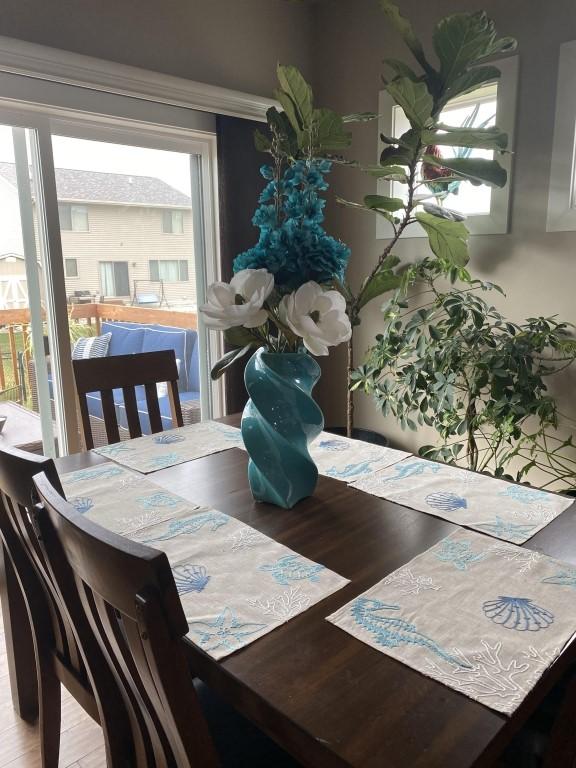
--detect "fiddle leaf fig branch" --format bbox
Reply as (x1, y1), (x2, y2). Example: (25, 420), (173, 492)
(338, 0), (516, 435)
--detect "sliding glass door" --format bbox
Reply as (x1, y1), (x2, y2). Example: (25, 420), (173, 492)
(0, 104), (221, 455)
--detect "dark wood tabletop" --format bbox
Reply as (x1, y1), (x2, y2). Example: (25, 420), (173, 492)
(52, 418), (576, 768)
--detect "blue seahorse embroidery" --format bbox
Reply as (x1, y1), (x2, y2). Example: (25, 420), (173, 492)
(382, 460), (441, 483)
(318, 439), (349, 452)
(188, 608), (267, 653)
(351, 598), (470, 668)
(259, 555), (325, 586)
(475, 516), (537, 543)
(139, 511), (230, 543)
(434, 539), (486, 571)
(542, 569), (576, 589)
(326, 461), (375, 479)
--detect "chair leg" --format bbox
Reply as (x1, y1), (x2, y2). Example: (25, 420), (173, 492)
(38, 664), (61, 768)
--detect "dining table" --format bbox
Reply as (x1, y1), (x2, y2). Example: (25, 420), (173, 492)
(2, 414), (576, 768)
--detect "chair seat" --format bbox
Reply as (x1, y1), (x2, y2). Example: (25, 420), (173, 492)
(194, 681), (302, 768)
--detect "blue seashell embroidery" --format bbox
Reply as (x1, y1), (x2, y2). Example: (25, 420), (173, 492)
(482, 597), (554, 632)
(70, 496), (94, 514)
(351, 597), (470, 668)
(172, 564), (210, 594)
(425, 491), (468, 513)
(259, 555), (325, 586)
(153, 433), (186, 445)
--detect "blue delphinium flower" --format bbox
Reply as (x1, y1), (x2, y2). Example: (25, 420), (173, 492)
(233, 159), (350, 292)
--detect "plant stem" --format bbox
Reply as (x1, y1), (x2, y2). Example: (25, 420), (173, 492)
(347, 333), (354, 438)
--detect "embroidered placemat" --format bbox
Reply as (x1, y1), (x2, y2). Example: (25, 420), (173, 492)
(92, 420), (244, 473)
(61, 464), (349, 660)
(327, 529), (576, 715)
(351, 457), (573, 544)
(307, 433), (410, 482)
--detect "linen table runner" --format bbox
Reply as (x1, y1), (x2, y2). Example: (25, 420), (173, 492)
(351, 457), (573, 544)
(61, 464), (349, 660)
(92, 420), (244, 473)
(327, 529), (576, 715)
(93, 417), (410, 483)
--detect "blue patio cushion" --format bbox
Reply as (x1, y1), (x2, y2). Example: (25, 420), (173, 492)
(141, 327), (188, 390)
(85, 390), (199, 434)
(100, 321), (145, 356)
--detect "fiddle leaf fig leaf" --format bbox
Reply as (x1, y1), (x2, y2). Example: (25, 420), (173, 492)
(422, 154), (507, 187)
(440, 65), (501, 105)
(337, 196), (397, 223)
(311, 108), (352, 150)
(383, 58), (421, 82)
(358, 264), (403, 310)
(362, 165), (409, 183)
(378, 0), (436, 76)
(276, 64), (313, 128)
(422, 124), (508, 151)
(342, 112), (378, 123)
(416, 211), (470, 267)
(386, 78), (433, 128)
(363, 195), (405, 212)
(433, 12), (516, 84)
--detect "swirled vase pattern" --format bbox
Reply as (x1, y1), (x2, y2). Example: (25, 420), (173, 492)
(242, 348), (324, 509)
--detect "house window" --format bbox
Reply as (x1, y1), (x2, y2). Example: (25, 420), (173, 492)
(99, 261), (129, 296)
(376, 56), (518, 238)
(162, 209), (184, 234)
(64, 258), (78, 277)
(149, 260), (189, 282)
(58, 203), (89, 231)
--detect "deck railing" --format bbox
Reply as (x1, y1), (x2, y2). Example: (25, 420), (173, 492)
(0, 303), (198, 401)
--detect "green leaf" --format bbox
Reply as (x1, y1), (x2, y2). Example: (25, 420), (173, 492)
(363, 195), (405, 212)
(254, 129), (271, 153)
(362, 165), (409, 183)
(440, 65), (501, 105)
(383, 58), (421, 82)
(433, 12), (516, 84)
(358, 266), (402, 310)
(210, 345), (254, 380)
(422, 154), (507, 187)
(337, 197), (396, 223)
(416, 211), (470, 267)
(312, 108), (351, 150)
(274, 90), (303, 140)
(378, 0), (436, 76)
(422, 124), (508, 151)
(422, 203), (465, 222)
(386, 78), (433, 128)
(276, 64), (313, 127)
(224, 326), (259, 348)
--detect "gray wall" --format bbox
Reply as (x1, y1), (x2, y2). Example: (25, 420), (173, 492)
(0, 0), (313, 96)
(312, 0), (576, 449)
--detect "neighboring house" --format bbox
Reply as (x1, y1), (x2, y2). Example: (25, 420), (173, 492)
(0, 163), (195, 309)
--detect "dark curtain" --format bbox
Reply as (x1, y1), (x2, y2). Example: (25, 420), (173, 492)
(216, 114), (265, 414)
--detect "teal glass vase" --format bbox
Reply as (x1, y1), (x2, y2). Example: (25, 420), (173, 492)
(242, 347), (324, 509)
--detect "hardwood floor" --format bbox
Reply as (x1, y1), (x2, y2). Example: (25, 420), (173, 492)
(0, 610), (106, 768)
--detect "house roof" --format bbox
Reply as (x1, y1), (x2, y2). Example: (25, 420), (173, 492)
(0, 162), (191, 207)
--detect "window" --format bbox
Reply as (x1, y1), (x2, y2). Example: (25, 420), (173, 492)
(162, 209), (184, 234)
(99, 261), (129, 296)
(64, 258), (78, 277)
(547, 40), (576, 230)
(376, 56), (518, 238)
(58, 203), (89, 231)
(149, 259), (189, 282)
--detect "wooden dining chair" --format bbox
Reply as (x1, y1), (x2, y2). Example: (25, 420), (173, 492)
(32, 472), (302, 768)
(0, 446), (132, 767)
(73, 349), (184, 449)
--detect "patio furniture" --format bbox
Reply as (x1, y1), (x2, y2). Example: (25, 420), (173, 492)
(73, 350), (183, 449)
(0, 401), (44, 453)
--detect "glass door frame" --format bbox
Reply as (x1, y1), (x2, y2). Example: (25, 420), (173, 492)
(0, 100), (223, 454)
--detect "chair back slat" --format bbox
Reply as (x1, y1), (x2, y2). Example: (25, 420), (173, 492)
(144, 383), (163, 433)
(73, 351), (183, 449)
(33, 472), (219, 768)
(122, 386), (142, 439)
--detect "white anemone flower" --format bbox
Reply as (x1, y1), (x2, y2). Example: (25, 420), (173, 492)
(279, 281), (352, 356)
(200, 268), (274, 330)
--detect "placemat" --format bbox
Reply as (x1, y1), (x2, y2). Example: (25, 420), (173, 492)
(308, 433), (410, 482)
(327, 529), (576, 715)
(92, 420), (244, 473)
(61, 464), (349, 660)
(351, 457), (573, 544)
